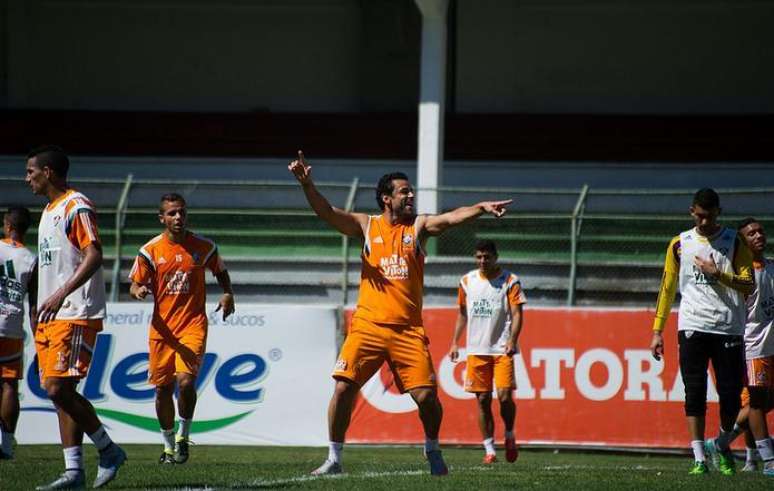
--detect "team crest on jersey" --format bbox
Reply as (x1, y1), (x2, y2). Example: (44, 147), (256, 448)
(402, 234), (413, 245)
(334, 359), (347, 371)
(53, 215), (61, 227)
(158, 257), (167, 264)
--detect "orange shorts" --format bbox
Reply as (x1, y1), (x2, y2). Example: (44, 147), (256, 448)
(148, 330), (207, 387)
(0, 337), (24, 380)
(746, 355), (774, 388)
(35, 320), (101, 380)
(333, 317), (436, 393)
(464, 354), (515, 393)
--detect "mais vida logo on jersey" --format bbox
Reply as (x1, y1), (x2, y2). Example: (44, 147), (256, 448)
(22, 333), (269, 433)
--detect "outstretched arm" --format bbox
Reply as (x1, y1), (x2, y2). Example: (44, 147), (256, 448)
(288, 150), (367, 238)
(421, 200), (512, 237)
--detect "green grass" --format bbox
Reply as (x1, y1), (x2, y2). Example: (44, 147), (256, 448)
(2, 445), (773, 490)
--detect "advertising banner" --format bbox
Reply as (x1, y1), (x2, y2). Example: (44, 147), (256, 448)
(17, 303), (337, 445)
(348, 307), (774, 449)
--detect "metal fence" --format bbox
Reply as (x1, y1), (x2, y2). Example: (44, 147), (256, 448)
(2, 176), (773, 306)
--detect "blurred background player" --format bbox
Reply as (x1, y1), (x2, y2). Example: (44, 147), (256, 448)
(26, 146), (126, 489)
(289, 150), (511, 477)
(448, 239), (525, 464)
(705, 217), (774, 476)
(0, 206), (37, 459)
(649, 188), (753, 476)
(129, 193), (235, 465)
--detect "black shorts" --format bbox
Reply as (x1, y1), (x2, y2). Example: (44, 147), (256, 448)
(678, 330), (745, 417)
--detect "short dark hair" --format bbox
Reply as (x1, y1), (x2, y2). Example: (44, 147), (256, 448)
(4, 207), (32, 235)
(27, 145), (70, 178)
(475, 239), (498, 256)
(159, 193), (186, 213)
(375, 172), (409, 210)
(692, 188), (720, 209)
(738, 217), (759, 231)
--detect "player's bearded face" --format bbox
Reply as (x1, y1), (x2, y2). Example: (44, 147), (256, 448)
(160, 201), (187, 233)
(388, 180), (415, 218)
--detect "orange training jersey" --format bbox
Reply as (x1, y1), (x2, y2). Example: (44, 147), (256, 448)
(129, 231), (225, 340)
(353, 215), (425, 326)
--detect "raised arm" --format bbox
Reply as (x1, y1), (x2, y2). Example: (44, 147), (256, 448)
(288, 151), (367, 238)
(421, 200), (512, 238)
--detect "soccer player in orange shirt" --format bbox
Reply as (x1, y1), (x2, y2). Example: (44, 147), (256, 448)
(129, 193), (235, 465)
(289, 151), (511, 476)
(26, 146), (126, 489)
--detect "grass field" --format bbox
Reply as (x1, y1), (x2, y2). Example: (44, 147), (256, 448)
(2, 445), (773, 490)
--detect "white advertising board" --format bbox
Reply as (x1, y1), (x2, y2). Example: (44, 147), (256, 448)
(16, 303), (337, 445)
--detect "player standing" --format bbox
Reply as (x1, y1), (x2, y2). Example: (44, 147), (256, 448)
(448, 240), (525, 464)
(705, 217), (774, 476)
(0, 207), (37, 460)
(129, 193), (235, 465)
(649, 188), (753, 475)
(26, 146), (126, 489)
(289, 151), (511, 476)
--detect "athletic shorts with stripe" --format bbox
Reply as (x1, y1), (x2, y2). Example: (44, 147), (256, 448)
(34, 320), (101, 379)
(0, 337), (24, 379)
(333, 317), (436, 393)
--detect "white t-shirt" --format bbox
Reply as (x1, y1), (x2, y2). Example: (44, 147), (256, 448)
(745, 259), (774, 359)
(458, 269), (526, 355)
(0, 239), (37, 338)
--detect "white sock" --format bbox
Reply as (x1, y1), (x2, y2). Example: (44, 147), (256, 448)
(87, 425), (113, 452)
(691, 440), (705, 462)
(715, 428), (735, 451)
(746, 446), (759, 463)
(177, 418), (192, 440)
(63, 446), (84, 471)
(1, 430), (14, 457)
(505, 430), (514, 440)
(328, 441), (343, 463)
(161, 428), (175, 453)
(483, 437), (496, 455)
(756, 438), (774, 462)
(424, 438), (440, 453)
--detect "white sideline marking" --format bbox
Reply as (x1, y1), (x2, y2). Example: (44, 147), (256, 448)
(247, 466), (495, 488)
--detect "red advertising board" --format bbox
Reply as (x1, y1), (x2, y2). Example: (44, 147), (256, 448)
(346, 307), (773, 449)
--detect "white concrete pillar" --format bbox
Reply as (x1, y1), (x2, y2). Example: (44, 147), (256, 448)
(414, 0), (448, 215)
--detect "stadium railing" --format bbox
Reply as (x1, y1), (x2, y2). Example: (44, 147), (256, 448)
(1, 176), (773, 306)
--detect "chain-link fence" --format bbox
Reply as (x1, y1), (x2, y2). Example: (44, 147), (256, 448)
(2, 176), (773, 307)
